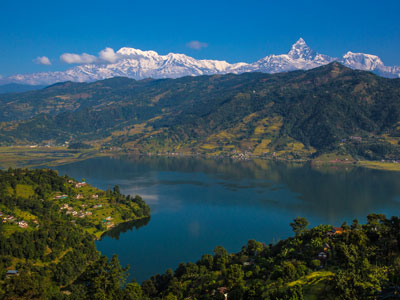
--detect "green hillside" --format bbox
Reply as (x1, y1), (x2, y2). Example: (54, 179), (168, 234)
(1, 63), (400, 161)
(0, 168), (150, 298)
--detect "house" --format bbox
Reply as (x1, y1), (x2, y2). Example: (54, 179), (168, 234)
(217, 287), (228, 300)
(323, 243), (331, 252)
(6, 270), (18, 277)
(18, 221), (28, 228)
(75, 194), (84, 199)
(6, 215), (15, 222)
(328, 227), (345, 236)
(54, 195), (68, 200)
(333, 227), (344, 234)
(350, 136), (362, 142)
(106, 222), (115, 229)
(318, 252), (328, 260)
(60, 204), (69, 210)
(91, 194), (99, 199)
(106, 216), (113, 221)
(75, 182), (87, 188)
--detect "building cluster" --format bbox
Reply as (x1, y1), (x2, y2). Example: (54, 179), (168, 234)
(231, 151), (252, 160)
(0, 212), (30, 228)
(60, 204), (92, 218)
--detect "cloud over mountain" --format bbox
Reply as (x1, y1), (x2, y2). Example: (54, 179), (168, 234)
(60, 52), (97, 64)
(186, 41), (208, 50)
(34, 56), (51, 65)
(2, 38), (400, 85)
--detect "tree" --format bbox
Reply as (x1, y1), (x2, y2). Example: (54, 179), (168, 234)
(290, 217), (309, 236)
(123, 282), (143, 300)
(113, 185), (121, 195)
(226, 264), (244, 288)
(213, 246), (228, 271)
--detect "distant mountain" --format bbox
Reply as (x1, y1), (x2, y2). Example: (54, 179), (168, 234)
(1, 38), (399, 86)
(0, 83), (45, 94)
(1, 63), (400, 161)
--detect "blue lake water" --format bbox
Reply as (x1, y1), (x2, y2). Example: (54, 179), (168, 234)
(54, 156), (400, 283)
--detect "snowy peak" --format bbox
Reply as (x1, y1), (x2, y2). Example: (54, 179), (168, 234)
(288, 38), (317, 60)
(342, 51), (384, 70)
(116, 47), (159, 58)
(1, 38), (400, 86)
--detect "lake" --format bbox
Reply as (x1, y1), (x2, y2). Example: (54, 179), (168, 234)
(54, 156), (400, 283)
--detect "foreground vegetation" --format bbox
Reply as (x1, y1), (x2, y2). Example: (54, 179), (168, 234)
(134, 214), (400, 299)
(0, 168), (150, 299)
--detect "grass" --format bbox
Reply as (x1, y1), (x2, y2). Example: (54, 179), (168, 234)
(287, 271), (335, 300)
(0, 146), (107, 168)
(358, 160), (400, 171)
(1, 224), (25, 238)
(15, 184), (35, 198)
(313, 153), (354, 163)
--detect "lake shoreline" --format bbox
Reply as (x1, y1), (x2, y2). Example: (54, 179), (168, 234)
(1, 146), (399, 172)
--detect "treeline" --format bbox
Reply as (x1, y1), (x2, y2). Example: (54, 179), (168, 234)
(132, 214), (400, 299)
(5, 213), (399, 299)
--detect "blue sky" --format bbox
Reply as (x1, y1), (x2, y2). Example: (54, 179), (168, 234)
(1, 0), (399, 77)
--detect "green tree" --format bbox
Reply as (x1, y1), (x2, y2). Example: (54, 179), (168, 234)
(290, 217), (309, 236)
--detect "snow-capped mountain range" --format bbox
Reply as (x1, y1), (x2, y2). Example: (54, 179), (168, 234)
(2, 38), (399, 86)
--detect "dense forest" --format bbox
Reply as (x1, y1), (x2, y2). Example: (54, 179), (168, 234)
(1, 63), (400, 161)
(0, 168), (149, 299)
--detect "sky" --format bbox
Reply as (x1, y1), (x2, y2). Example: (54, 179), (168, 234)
(0, 0), (399, 77)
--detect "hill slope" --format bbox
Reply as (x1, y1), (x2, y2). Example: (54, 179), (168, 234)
(1, 63), (400, 160)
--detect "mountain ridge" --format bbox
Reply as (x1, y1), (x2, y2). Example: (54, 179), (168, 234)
(1, 63), (400, 162)
(1, 39), (399, 86)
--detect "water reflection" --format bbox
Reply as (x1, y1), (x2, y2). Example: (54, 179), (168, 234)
(54, 155), (400, 282)
(56, 155), (400, 222)
(101, 218), (150, 240)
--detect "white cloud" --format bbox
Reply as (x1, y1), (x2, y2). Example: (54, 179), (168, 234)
(99, 47), (120, 63)
(186, 40), (208, 50)
(60, 47), (123, 64)
(34, 56), (51, 65)
(60, 52), (98, 64)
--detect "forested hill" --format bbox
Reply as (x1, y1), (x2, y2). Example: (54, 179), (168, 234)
(1, 62), (400, 160)
(0, 168), (150, 299)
